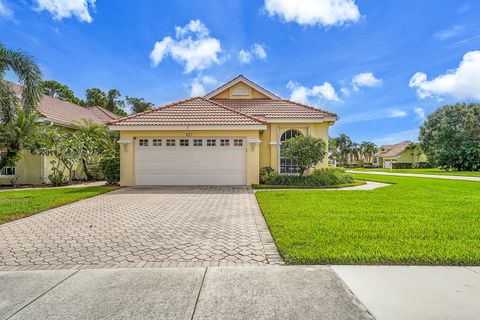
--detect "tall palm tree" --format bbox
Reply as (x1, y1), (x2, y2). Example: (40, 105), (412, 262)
(336, 133), (352, 167)
(405, 142), (422, 168)
(360, 141), (378, 164)
(348, 142), (361, 165)
(0, 43), (42, 123)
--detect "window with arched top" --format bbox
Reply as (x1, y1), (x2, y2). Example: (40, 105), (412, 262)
(280, 129), (303, 174)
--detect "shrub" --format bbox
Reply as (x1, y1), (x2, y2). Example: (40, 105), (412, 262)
(282, 136), (327, 176)
(363, 163), (373, 168)
(99, 153), (120, 185)
(263, 168), (354, 186)
(48, 170), (68, 186)
(259, 167), (275, 184)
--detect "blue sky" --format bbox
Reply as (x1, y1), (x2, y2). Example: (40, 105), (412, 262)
(1, 0), (480, 145)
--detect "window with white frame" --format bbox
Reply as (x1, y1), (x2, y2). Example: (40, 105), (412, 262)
(166, 139), (176, 146)
(0, 167), (15, 176)
(179, 139), (189, 146)
(233, 139), (243, 147)
(280, 129), (303, 174)
(207, 139), (216, 146)
(193, 139), (203, 146)
(220, 139), (230, 146)
(139, 139), (149, 146)
(152, 139), (162, 146)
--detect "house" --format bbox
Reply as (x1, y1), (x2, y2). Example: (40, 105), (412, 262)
(373, 141), (427, 168)
(108, 75), (337, 186)
(0, 82), (118, 185)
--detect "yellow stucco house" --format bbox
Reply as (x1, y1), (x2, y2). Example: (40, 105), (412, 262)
(0, 82), (118, 185)
(109, 75), (337, 186)
(373, 141), (428, 168)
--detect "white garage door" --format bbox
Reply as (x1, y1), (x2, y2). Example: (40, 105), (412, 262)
(134, 137), (246, 185)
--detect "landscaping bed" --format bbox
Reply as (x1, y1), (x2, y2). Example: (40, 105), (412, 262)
(256, 174), (480, 265)
(253, 180), (365, 189)
(0, 186), (119, 224)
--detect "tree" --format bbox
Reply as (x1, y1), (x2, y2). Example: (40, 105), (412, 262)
(126, 96), (153, 114)
(419, 103), (480, 171)
(404, 142), (422, 168)
(282, 136), (327, 176)
(41, 80), (84, 106)
(106, 89), (127, 116)
(335, 134), (352, 166)
(0, 43), (42, 123)
(85, 88), (108, 108)
(72, 119), (114, 180)
(359, 141), (377, 164)
(0, 110), (41, 170)
(348, 142), (360, 165)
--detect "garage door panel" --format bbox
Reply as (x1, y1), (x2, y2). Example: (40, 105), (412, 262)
(134, 139), (246, 185)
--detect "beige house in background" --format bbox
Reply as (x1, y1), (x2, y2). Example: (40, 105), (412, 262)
(0, 82), (118, 185)
(373, 141), (427, 168)
(109, 75), (337, 186)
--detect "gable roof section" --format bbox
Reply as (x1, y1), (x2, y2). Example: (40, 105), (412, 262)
(212, 98), (337, 120)
(204, 75), (280, 100)
(7, 82), (118, 125)
(375, 141), (412, 157)
(109, 97), (267, 126)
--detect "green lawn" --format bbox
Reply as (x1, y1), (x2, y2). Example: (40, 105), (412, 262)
(256, 174), (480, 265)
(352, 167), (480, 177)
(0, 186), (119, 224)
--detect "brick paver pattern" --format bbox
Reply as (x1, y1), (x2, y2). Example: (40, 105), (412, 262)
(0, 186), (283, 271)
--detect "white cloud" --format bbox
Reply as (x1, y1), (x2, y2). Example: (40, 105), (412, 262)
(413, 107), (425, 121)
(34, 0), (95, 22)
(264, 0), (360, 27)
(352, 72), (382, 91)
(150, 20), (223, 73)
(340, 108), (407, 124)
(287, 81), (340, 104)
(189, 75), (217, 96)
(238, 44), (267, 64)
(409, 50), (480, 100)
(434, 25), (463, 40)
(0, 0), (13, 18)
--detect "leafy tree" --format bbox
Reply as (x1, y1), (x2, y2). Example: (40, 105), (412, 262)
(419, 103), (480, 171)
(106, 89), (127, 116)
(72, 119), (114, 180)
(0, 43), (42, 123)
(126, 96), (153, 114)
(359, 141), (378, 164)
(85, 88), (108, 108)
(282, 136), (327, 176)
(0, 110), (41, 170)
(41, 80), (84, 106)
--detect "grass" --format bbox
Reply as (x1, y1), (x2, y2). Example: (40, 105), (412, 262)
(352, 167), (480, 177)
(256, 174), (480, 265)
(252, 180), (365, 189)
(0, 186), (119, 224)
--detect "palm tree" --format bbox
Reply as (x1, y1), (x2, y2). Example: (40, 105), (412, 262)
(72, 119), (115, 180)
(336, 133), (352, 167)
(360, 141), (378, 164)
(348, 142), (361, 165)
(0, 110), (40, 170)
(0, 43), (42, 123)
(405, 142), (422, 168)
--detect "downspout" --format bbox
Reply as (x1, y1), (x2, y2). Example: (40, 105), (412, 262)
(42, 119), (54, 183)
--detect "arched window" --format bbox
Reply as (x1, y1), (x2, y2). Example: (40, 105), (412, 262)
(280, 129), (303, 174)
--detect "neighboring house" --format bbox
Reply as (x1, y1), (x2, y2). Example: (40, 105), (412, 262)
(0, 82), (118, 185)
(109, 75), (337, 186)
(373, 141), (427, 168)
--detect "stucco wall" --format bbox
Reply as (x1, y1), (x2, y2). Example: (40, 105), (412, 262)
(118, 130), (260, 186)
(212, 83), (269, 99)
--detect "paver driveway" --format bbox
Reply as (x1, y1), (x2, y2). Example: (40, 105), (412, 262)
(0, 186), (282, 271)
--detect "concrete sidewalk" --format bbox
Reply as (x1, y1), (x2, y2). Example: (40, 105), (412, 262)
(2, 266), (480, 320)
(349, 170), (480, 181)
(0, 266), (371, 320)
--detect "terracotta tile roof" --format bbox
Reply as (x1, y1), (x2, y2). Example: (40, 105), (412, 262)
(375, 141), (412, 157)
(109, 97), (267, 126)
(211, 98), (337, 119)
(8, 82), (118, 125)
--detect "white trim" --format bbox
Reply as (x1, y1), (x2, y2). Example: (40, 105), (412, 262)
(266, 117), (337, 123)
(246, 139), (262, 144)
(204, 75), (280, 100)
(117, 139), (133, 144)
(109, 125), (267, 131)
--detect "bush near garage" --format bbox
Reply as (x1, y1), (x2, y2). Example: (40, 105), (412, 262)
(262, 168), (354, 187)
(393, 162), (433, 169)
(99, 152), (120, 185)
